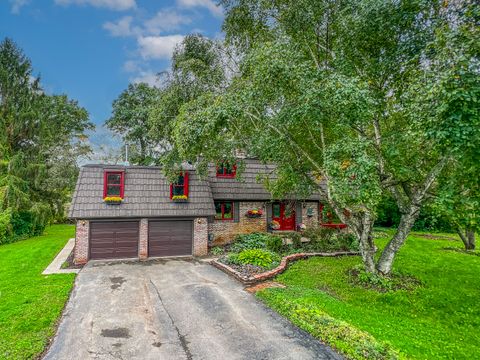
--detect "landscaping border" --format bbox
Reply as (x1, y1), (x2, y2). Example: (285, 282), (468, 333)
(211, 251), (359, 285)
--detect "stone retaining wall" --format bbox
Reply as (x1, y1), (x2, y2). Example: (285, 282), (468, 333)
(211, 251), (359, 285)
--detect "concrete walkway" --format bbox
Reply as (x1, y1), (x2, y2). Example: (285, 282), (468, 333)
(42, 238), (80, 275)
(44, 259), (342, 360)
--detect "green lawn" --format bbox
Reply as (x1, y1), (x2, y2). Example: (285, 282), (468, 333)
(257, 230), (480, 360)
(0, 225), (76, 360)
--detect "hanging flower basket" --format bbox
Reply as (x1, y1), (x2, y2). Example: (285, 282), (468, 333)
(104, 196), (123, 205)
(172, 195), (189, 202)
(246, 209), (263, 218)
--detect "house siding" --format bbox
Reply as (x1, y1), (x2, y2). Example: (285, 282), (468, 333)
(208, 201), (267, 246)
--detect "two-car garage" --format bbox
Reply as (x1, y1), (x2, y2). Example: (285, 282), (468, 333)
(89, 220), (193, 260)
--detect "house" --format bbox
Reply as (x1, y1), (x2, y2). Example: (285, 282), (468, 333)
(69, 159), (343, 265)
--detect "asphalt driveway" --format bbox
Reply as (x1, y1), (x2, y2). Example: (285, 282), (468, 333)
(44, 259), (341, 360)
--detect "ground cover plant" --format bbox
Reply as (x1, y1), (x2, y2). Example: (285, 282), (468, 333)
(257, 229), (480, 359)
(0, 224), (76, 360)
(218, 229), (359, 276)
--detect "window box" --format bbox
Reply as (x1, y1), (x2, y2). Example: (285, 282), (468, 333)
(245, 209), (263, 218)
(172, 195), (189, 202)
(104, 196), (123, 205)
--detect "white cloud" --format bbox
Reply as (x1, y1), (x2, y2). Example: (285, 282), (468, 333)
(103, 16), (141, 37)
(176, 0), (223, 17)
(132, 70), (161, 87)
(9, 0), (29, 14)
(122, 60), (140, 73)
(54, 0), (136, 11)
(144, 9), (192, 34)
(137, 35), (184, 59)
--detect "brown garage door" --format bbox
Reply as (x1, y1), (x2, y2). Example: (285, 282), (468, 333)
(148, 220), (192, 257)
(90, 221), (139, 260)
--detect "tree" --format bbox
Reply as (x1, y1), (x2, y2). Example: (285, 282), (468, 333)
(106, 82), (159, 165)
(148, 34), (232, 174)
(168, 0), (478, 274)
(0, 38), (92, 242)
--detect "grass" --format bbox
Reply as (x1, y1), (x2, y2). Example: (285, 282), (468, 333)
(257, 229), (480, 360)
(0, 224), (76, 360)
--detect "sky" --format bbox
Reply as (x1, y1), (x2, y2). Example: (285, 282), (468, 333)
(0, 0), (224, 159)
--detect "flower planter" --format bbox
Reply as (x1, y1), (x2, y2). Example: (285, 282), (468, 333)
(173, 199), (189, 203)
(103, 196), (123, 205)
(246, 209), (263, 218)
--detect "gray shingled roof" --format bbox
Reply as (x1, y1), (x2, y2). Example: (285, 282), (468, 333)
(68, 165), (215, 219)
(207, 158), (323, 201)
(68, 160), (324, 219)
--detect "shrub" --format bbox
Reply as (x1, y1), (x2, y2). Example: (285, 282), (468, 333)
(266, 235), (283, 253)
(210, 246), (224, 256)
(303, 227), (358, 252)
(237, 249), (280, 268)
(349, 265), (421, 292)
(230, 232), (271, 252)
(226, 252), (241, 265)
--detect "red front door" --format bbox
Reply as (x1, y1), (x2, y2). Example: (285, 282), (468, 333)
(272, 202), (296, 231)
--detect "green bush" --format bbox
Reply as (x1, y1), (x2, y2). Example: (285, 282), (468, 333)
(303, 227), (358, 252)
(0, 208), (13, 245)
(210, 246), (224, 256)
(266, 235), (283, 253)
(237, 249), (280, 268)
(230, 232), (271, 252)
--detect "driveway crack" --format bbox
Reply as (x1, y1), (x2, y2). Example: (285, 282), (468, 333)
(149, 279), (193, 360)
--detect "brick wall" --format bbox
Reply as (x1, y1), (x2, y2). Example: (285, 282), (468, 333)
(139, 218), (148, 260)
(193, 217), (208, 256)
(302, 201), (320, 228)
(208, 201), (267, 246)
(74, 220), (89, 265)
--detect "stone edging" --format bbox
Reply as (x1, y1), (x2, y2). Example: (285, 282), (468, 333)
(211, 251), (359, 285)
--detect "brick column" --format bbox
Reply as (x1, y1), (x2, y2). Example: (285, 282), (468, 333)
(139, 218), (148, 260)
(74, 220), (89, 265)
(193, 217), (208, 256)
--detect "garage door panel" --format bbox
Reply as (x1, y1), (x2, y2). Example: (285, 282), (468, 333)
(148, 220), (192, 257)
(90, 221), (139, 260)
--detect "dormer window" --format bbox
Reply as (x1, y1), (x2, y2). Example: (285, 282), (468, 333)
(216, 162), (236, 178)
(170, 172), (189, 199)
(103, 171), (124, 198)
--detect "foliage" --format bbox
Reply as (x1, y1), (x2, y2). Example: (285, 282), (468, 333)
(0, 38), (92, 243)
(106, 82), (159, 165)
(210, 246), (224, 256)
(236, 248), (280, 268)
(303, 227), (359, 252)
(229, 232), (271, 252)
(349, 265), (421, 293)
(265, 234), (283, 253)
(257, 295), (400, 360)
(0, 225), (75, 359)
(257, 230), (480, 359)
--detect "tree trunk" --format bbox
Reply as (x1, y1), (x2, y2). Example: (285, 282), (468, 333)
(376, 203), (420, 275)
(348, 211), (376, 273)
(458, 227), (476, 250)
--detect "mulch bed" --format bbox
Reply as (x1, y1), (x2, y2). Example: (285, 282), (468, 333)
(212, 251), (359, 285)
